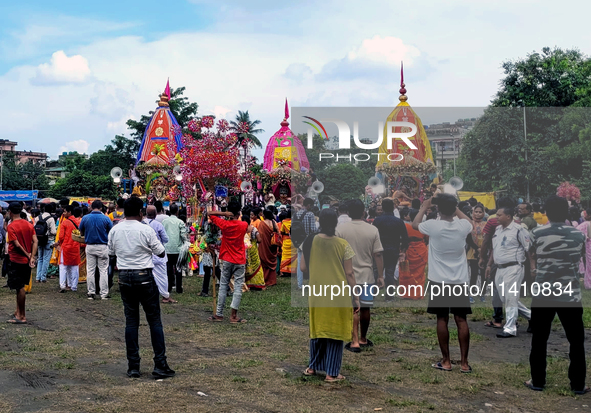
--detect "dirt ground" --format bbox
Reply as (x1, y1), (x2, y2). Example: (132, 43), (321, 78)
(1, 273), (591, 413)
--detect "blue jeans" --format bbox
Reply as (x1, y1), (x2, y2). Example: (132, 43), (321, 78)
(36, 244), (53, 281)
(118, 269), (167, 369)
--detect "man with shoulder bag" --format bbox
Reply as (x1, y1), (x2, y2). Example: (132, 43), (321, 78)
(35, 203), (57, 283)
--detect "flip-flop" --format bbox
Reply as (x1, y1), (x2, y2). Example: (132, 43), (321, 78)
(303, 368), (315, 376)
(431, 362), (452, 371)
(359, 339), (374, 348)
(324, 375), (346, 383)
(230, 318), (247, 324)
(207, 316), (223, 322)
(345, 342), (361, 353)
(460, 366), (473, 374)
(574, 387), (591, 395)
(6, 317), (26, 324)
(484, 321), (502, 329)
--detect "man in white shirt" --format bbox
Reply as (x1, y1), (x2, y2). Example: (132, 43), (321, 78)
(337, 203), (352, 225)
(108, 197), (174, 380)
(413, 193), (473, 373)
(486, 207), (532, 338)
(336, 200), (384, 353)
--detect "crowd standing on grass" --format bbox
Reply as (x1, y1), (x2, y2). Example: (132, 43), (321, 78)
(1, 192), (590, 393)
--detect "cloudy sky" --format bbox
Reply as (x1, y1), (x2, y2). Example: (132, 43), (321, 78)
(1, 0), (590, 160)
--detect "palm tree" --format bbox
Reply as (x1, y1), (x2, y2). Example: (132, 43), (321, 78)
(230, 110), (264, 149)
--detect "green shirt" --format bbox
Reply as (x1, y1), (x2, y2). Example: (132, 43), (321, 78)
(521, 215), (538, 231)
(161, 216), (188, 254)
(530, 223), (585, 304)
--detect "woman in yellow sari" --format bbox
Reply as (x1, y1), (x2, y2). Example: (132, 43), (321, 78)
(280, 211), (295, 276)
(301, 209), (357, 382)
(243, 216), (266, 290)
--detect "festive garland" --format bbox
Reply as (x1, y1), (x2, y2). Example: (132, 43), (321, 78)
(556, 181), (581, 203)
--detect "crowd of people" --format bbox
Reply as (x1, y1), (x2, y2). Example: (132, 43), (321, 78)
(1, 191), (590, 393)
(300, 193), (590, 392)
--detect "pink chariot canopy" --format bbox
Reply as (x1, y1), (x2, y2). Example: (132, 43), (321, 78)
(263, 99), (310, 172)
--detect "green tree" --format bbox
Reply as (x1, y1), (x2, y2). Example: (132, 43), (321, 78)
(317, 163), (367, 202)
(459, 47), (591, 198)
(83, 135), (137, 176)
(492, 47), (591, 107)
(230, 110), (264, 149)
(50, 170), (116, 200)
(126, 86), (199, 150)
(0, 152), (49, 191)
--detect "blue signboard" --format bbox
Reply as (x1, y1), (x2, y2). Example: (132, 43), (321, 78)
(0, 191), (39, 201)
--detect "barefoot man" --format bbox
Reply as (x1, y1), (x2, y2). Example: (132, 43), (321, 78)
(6, 202), (38, 324)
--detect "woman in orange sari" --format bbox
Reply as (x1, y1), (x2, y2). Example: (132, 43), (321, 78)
(279, 210), (295, 276)
(400, 208), (427, 299)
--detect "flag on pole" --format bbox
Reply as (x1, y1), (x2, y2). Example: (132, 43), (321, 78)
(164, 78), (171, 100)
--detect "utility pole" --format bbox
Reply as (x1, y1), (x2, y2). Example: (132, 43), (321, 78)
(0, 148), (3, 191)
(524, 105), (529, 202)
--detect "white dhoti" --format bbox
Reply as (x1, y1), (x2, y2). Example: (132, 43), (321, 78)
(153, 255), (169, 299)
(59, 251), (79, 291)
(495, 264), (531, 336)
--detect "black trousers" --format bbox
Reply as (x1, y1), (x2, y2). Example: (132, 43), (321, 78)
(108, 255), (116, 289)
(119, 269), (167, 369)
(201, 265), (221, 294)
(530, 305), (586, 391)
(166, 254), (182, 294)
(383, 248), (400, 290)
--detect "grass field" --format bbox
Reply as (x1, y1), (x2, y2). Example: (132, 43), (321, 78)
(1, 274), (591, 412)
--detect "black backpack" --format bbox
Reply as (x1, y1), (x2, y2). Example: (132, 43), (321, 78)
(291, 210), (312, 249)
(35, 215), (49, 246)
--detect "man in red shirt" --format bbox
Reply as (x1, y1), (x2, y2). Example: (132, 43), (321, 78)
(207, 201), (248, 324)
(6, 202), (38, 324)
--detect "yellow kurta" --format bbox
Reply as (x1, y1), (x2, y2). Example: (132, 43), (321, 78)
(308, 236), (355, 342)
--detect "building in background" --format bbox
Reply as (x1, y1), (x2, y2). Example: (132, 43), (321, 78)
(0, 139), (47, 165)
(426, 118), (478, 174)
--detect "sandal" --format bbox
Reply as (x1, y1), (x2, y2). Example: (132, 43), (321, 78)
(230, 318), (247, 324)
(484, 321), (502, 329)
(207, 316), (223, 322)
(345, 342), (361, 353)
(460, 366), (473, 374)
(359, 339), (374, 348)
(325, 375), (346, 383)
(7, 316), (26, 324)
(431, 362), (452, 371)
(303, 368), (315, 376)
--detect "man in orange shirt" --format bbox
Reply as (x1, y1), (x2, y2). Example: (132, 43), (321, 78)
(6, 202), (38, 324)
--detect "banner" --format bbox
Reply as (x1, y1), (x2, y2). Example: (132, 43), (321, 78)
(458, 191), (496, 210)
(0, 191), (39, 201)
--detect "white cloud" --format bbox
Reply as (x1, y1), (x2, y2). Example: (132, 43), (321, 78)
(213, 105), (232, 119)
(32, 51), (91, 86)
(315, 36), (431, 84)
(348, 36), (421, 66)
(58, 140), (90, 156)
